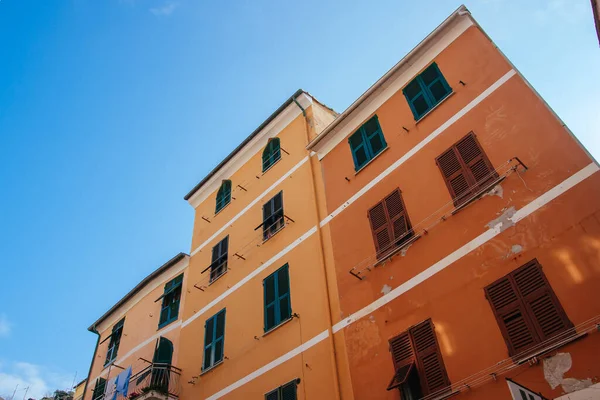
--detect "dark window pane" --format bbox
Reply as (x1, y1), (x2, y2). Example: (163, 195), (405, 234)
(429, 81), (450, 103)
(265, 275), (275, 304)
(281, 382), (297, 400)
(216, 312), (225, 337)
(369, 133), (385, 156)
(349, 131), (364, 148)
(266, 305), (276, 330)
(159, 307), (169, 325)
(354, 146), (368, 168)
(404, 80), (422, 99)
(203, 347), (212, 369)
(273, 192), (282, 211)
(363, 118), (379, 136)
(277, 268), (289, 295)
(279, 297), (291, 321)
(214, 340), (223, 364)
(205, 319), (214, 346)
(420, 64), (440, 85)
(412, 95), (430, 116)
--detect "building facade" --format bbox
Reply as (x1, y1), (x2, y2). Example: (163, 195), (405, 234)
(84, 253), (189, 400)
(308, 5), (600, 400)
(176, 91), (351, 400)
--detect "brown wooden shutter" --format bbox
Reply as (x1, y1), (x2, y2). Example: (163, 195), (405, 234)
(512, 260), (573, 342)
(485, 277), (539, 356)
(387, 332), (415, 391)
(368, 201), (392, 255)
(384, 189), (411, 245)
(436, 132), (496, 206)
(455, 133), (496, 189)
(410, 319), (450, 396)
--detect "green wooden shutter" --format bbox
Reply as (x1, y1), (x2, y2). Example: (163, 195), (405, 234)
(265, 390), (278, 400)
(264, 273), (277, 331)
(277, 265), (291, 322)
(203, 317), (215, 370)
(263, 138), (281, 172)
(215, 180), (232, 213)
(280, 381), (297, 400)
(263, 264), (291, 331)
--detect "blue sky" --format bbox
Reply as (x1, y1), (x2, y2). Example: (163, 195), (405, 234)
(0, 0), (598, 398)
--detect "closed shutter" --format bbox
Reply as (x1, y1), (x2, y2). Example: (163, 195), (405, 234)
(512, 260), (573, 342)
(485, 260), (572, 357)
(436, 133), (496, 206)
(280, 381), (297, 400)
(203, 317), (215, 370)
(264, 273), (277, 331)
(265, 391), (278, 400)
(410, 320), (450, 396)
(485, 277), (538, 356)
(368, 189), (412, 257)
(214, 310), (226, 365)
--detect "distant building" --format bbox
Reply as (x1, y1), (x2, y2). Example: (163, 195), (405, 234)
(73, 378), (87, 400)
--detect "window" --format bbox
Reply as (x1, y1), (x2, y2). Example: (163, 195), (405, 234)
(210, 236), (229, 282)
(387, 319), (450, 397)
(348, 116), (387, 171)
(104, 318), (124, 366)
(485, 259), (573, 357)
(261, 191), (284, 240)
(91, 378), (106, 400)
(203, 309), (225, 371)
(403, 62), (452, 120)
(263, 264), (291, 332)
(436, 132), (497, 206)
(368, 189), (413, 259)
(265, 379), (298, 400)
(215, 180), (232, 214)
(157, 274), (183, 328)
(262, 138), (281, 172)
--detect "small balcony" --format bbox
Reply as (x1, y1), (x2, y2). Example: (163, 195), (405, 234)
(125, 363), (181, 400)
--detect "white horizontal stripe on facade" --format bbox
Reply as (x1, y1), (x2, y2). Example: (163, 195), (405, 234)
(205, 330), (330, 400)
(191, 155), (310, 257)
(203, 162), (598, 399)
(183, 226), (318, 328)
(319, 69), (517, 228)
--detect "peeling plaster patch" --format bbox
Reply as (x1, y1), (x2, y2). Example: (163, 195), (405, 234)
(486, 206), (516, 232)
(483, 184), (504, 199)
(561, 378), (593, 393)
(543, 353), (572, 389)
(401, 243), (412, 256)
(369, 315), (376, 323)
(389, 276), (393, 280)
(511, 244), (523, 254)
(381, 284), (392, 295)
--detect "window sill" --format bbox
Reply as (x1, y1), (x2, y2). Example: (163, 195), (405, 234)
(414, 92), (454, 124)
(157, 318), (178, 331)
(354, 146), (390, 176)
(262, 158), (282, 175)
(451, 175), (506, 216)
(262, 317), (294, 337)
(208, 269), (228, 286)
(262, 223), (286, 244)
(374, 235), (421, 268)
(200, 359), (224, 376)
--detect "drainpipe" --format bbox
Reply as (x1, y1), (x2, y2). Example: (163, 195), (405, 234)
(83, 327), (101, 400)
(293, 95), (342, 400)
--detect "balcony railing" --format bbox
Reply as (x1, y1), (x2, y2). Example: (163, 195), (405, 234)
(123, 364), (181, 400)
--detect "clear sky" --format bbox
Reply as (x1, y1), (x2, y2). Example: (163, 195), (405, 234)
(0, 0), (598, 398)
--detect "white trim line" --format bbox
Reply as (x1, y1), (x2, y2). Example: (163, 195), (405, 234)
(183, 226), (318, 328)
(201, 162), (598, 399)
(205, 330), (330, 400)
(332, 162), (599, 333)
(319, 69), (517, 228)
(89, 319), (182, 385)
(191, 156), (310, 257)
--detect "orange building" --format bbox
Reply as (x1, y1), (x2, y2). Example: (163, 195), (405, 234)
(84, 253), (189, 400)
(176, 91), (351, 400)
(308, 5), (600, 400)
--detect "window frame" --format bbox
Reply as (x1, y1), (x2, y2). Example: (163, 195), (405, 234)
(92, 378), (106, 400)
(215, 180), (232, 214)
(484, 259), (573, 358)
(158, 274), (183, 329)
(403, 62), (452, 120)
(202, 308), (226, 371)
(348, 115), (387, 171)
(263, 264), (292, 333)
(262, 138), (282, 173)
(104, 318), (125, 366)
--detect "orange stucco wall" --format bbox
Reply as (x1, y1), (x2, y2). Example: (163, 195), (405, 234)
(85, 258), (189, 400)
(318, 24), (600, 400)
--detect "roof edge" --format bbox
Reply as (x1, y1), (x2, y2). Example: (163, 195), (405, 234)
(183, 89), (305, 201)
(87, 252), (189, 331)
(307, 4), (469, 151)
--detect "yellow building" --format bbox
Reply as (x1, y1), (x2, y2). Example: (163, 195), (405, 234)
(178, 90), (350, 400)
